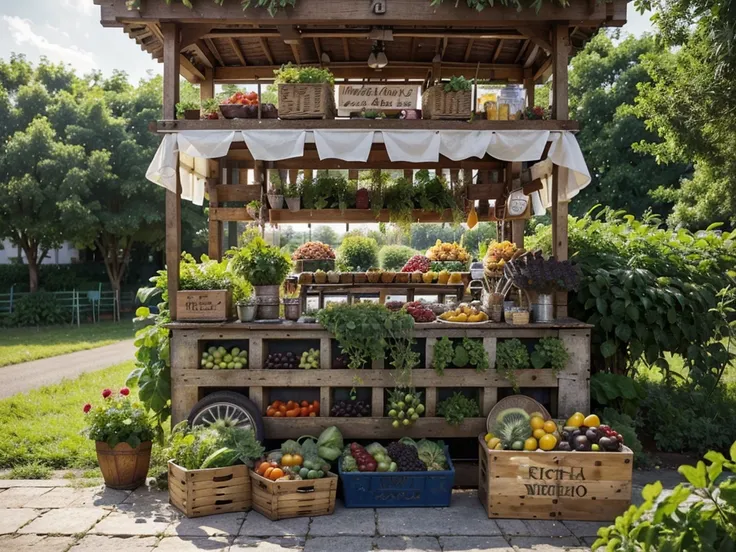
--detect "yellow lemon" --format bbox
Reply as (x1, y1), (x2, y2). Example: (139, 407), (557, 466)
(488, 437), (501, 449)
(524, 437), (538, 451)
(484, 433), (493, 442)
(530, 416), (545, 431)
(494, 442), (503, 450)
(455, 313), (468, 322)
(584, 414), (601, 428)
(533, 428), (547, 440)
(566, 412), (585, 428)
(543, 420), (558, 434)
(539, 434), (557, 451)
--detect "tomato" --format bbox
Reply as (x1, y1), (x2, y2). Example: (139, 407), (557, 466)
(266, 407), (276, 417)
(272, 400), (283, 408)
(273, 411), (284, 417)
(300, 407), (309, 417)
(269, 468), (284, 481)
(285, 408), (300, 417)
(312, 400), (320, 411)
(301, 400), (309, 407)
(278, 404), (287, 414)
(286, 401), (297, 410)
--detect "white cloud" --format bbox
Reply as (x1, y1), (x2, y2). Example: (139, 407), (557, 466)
(61, 0), (96, 16)
(2, 15), (97, 74)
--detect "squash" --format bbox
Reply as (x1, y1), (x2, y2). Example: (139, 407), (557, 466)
(448, 272), (463, 284)
(437, 270), (451, 284)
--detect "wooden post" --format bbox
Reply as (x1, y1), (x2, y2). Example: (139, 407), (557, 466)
(200, 67), (214, 101)
(163, 22), (182, 320)
(523, 68), (535, 108)
(506, 161), (524, 248)
(170, 332), (199, 425)
(551, 24), (570, 317)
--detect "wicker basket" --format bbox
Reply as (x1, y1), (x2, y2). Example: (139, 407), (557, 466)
(394, 273), (410, 284)
(278, 83), (336, 120)
(422, 86), (472, 120)
(366, 270), (382, 283)
(380, 272), (396, 284)
(353, 272), (367, 284)
(340, 273), (353, 284)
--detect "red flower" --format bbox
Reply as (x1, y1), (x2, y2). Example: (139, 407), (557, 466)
(102, 389), (112, 399)
(119, 387), (130, 396)
(83, 403), (92, 413)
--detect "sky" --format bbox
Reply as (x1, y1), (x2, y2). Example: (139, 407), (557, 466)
(0, 1), (654, 84)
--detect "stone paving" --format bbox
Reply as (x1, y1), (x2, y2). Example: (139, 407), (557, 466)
(0, 471), (682, 552)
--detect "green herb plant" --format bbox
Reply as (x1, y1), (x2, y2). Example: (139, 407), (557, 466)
(590, 372), (646, 417)
(530, 337), (569, 376)
(437, 392), (480, 426)
(201, 98), (219, 117)
(443, 76), (473, 93)
(432, 337), (455, 376)
(284, 178), (301, 198)
(165, 420), (264, 470)
(463, 337), (489, 372)
(274, 63), (334, 84)
(593, 440), (736, 550)
(268, 171), (284, 194)
(228, 232), (292, 287)
(175, 100), (199, 118)
(495, 338), (530, 392)
(384, 310), (419, 388)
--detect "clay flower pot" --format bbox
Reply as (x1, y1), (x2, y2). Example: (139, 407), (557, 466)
(96, 441), (152, 490)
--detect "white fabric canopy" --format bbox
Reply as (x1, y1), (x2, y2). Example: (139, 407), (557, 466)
(147, 129), (591, 211)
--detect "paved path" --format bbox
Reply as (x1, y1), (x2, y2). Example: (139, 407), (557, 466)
(0, 340), (136, 398)
(0, 470), (685, 552)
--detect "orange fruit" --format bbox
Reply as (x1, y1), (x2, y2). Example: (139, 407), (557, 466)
(524, 437), (538, 451)
(533, 428), (547, 440)
(539, 434), (557, 451)
(543, 420), (558, 434)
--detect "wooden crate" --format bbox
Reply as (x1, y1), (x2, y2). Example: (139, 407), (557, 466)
(478, 436), (632, 521)
(422, 87), (472, 120)
(294, 259), (335, 273)
(168, 461), (251, 518)
(250, 471), (337, 520)
(278, 83), (336, 120)
(176, 290), (231, 321)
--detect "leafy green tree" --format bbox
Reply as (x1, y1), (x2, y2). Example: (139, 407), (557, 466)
(569, 33), (686, 217)
(312, 225), (340, 246)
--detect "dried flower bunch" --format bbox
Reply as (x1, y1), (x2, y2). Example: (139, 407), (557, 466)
(503, 251), (580, 294)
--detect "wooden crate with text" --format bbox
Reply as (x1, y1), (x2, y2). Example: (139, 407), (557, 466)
(176, 290), (232, 321)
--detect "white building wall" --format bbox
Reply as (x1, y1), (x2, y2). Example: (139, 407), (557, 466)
(0, 239), (79, 265)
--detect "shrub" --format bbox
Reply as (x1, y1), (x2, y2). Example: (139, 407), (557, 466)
(379, 245), (418, 271)
(228, 234), (291, 287)
(526, 207), (736, 387)
(336, 236), (379, 271)
(9, 292), (66, 327)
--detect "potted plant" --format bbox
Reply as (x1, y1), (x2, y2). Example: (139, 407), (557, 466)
(503, 251), (580, 322)
(422, 76), (472, 120)
(83, 387), (154, 490)
(284, 178), (301, 212)
(267, 172), (285, 209)
(236, 296), (257, 322)
(274, 63), (336, 120)
(202, 98), (220, 120)
(246, 200), (262, 221)
(283, 289), (301, 321)
(176, 100), (201, 120)
(229, 232), (292, 320)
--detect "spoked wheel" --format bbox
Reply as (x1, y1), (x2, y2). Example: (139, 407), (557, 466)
(187, 391), (265, 441)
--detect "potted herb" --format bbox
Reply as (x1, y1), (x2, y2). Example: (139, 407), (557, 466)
(422, 75), (472, 120)
(202, 98), (220, 120)
(236, 296), (257, 323)
(229, 232), (292, 320)
(176, 100), (200, 120)
(246, 200), (262, 220)
(495, 338), (530, 393)
(267, 172), (285, 209)
(83, 387), (154, 490)
(284, 178), (301, 212)
(282, 289), (301, 321)
(503, 251), (580, 322)
(274, 63), (336, 120)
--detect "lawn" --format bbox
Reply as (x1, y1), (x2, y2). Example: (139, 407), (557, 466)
(0, 361), (138, 469)
(0, 321), (135, 367)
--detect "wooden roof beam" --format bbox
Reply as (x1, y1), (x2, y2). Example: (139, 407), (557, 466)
(202, 29), (527, 40)
(192, 39), (217, 68)
(204, 37), (225, 66)
(342, 38), (350, 61)
(290, 43), (302, 64)
(523, 44), (540, 68)
(463, 38), (475, 62)
(492, 39), (504, 62)
(260, 37), (276, 64)
(514, 39), (530, 64)
(229, 37), (247, 65)
(516, 26), (552, 54)
(180, 55), (205, 83)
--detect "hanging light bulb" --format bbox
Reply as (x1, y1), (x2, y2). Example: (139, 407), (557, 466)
(367, 51), (378, 69)
(376, 42), (388, 68)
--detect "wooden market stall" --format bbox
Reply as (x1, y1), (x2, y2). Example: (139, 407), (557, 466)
(96, 0), (627, 444)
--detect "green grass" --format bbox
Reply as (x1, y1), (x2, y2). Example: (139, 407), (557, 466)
(636, 346), (736, 388)
(0, 321), (135, 367)
(0, 361), (137, 469)
(8, 462), (53, 479)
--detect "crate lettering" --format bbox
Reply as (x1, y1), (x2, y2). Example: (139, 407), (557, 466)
(523, 483), (588, 498)
(185, 296), (219, 312)
(523, 466), (588, 497)
(528, 466), (586, 481)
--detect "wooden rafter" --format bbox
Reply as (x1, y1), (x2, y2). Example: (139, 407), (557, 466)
(202, 29), (527, 40)
(517, 26), (552, 54)
(259, 37), (275, 64)
(204, 37), (225, 66)
(229, 37), (247, 65)
(463, 38), (475, 62)
(290, 43), (302, 64)
(492, 39), (504, 63)
(514, 39), (530, 64)
(409, 37), (416, 61)
(342, 38), (350, 61)
(193, 39), (217, 68)
(523, 44), (539, 68)
(313, 37), (322, 58)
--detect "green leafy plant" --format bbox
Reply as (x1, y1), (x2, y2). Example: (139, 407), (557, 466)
(437, 392), (480, 426)
(336, 235), (379, 271)
(384, 310), (419, 388)
(240, 0), (297, 17)
(432, 336), (455, 376)
(285, 178), (301, 198)
(590, 372), (646, 417)
(413, 169), (463, 224)
(463, 338), (489, 372)
(228, 234), (292, 287)
(593, 440), (736, 550)
(384, 177), (415, 230)
(442, 75), (473, 93)
(274, 63), (334, 84)
(201, 98), (219, 116)
(495, 338), (530, 392)
(268, 171), (284, 194)
(530, 337), (569, 376)
(379, 245), (418, 271)
(9, 292), (66, 327)
(430, 260), (467, 272)
(175, 100), (199, 118)
(83, 387), (154, 449)
(317, 302), (390, 370)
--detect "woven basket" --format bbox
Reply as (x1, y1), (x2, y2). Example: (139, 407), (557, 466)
(278, 83), (336, 120)
(422, 86), (472, 120)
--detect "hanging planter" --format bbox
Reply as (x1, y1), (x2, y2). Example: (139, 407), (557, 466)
(267, 194), (284, 209)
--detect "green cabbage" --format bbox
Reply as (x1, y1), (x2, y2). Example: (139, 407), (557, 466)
(317, 426), (344, 461)
(342, 455), (358, 472)
(416, 439), (448, 471)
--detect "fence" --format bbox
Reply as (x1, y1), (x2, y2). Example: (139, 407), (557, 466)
(0, 285), (137, 325)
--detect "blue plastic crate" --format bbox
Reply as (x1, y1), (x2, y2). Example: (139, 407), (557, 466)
(338, 448), (455, 508)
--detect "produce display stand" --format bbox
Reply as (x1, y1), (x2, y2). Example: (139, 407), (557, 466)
(96, 0), (627, 499)
(299, 282), (466, 309)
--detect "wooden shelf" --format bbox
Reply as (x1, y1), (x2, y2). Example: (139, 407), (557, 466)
(263, 416), (487, 440)
(269, 208), (497, 224)
(158, 119), (580, 132)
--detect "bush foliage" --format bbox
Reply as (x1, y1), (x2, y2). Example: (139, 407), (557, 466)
(336, 236), (379, 271)
(379, 245), (419, 271)
(9, 291), (66, 327)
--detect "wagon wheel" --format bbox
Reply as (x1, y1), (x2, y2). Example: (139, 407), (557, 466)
(188, 391), (265, 441)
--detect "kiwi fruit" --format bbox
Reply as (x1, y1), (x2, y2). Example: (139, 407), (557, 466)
(495, 407), (531, 426)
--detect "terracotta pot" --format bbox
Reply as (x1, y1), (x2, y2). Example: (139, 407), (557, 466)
(95, 441), (152, 490)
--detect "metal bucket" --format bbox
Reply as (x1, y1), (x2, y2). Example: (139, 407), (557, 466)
(237, 303), (257, 322)
(283, 300), (301, 321)
(532, 293), (554, 323)
(254, 285), (280, 319)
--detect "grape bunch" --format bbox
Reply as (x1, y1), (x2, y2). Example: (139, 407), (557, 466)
(386, 442), (426, 472)
(265, 352), (298, 370)
(330, 400), (370, 417)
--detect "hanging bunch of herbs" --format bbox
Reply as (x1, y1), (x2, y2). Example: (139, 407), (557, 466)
(384, 177), (415, 230)
(414, 169), (464, 224)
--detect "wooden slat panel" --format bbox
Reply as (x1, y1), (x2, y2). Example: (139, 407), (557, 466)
(210, 207), (252, 221)
(215, 184), (261, 202)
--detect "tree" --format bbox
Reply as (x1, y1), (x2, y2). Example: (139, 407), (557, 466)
(568, 33), (687, 217)
(312, 225), (340, 246)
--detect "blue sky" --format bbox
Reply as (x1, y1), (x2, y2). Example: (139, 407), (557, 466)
(0, 1), (654, 83)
